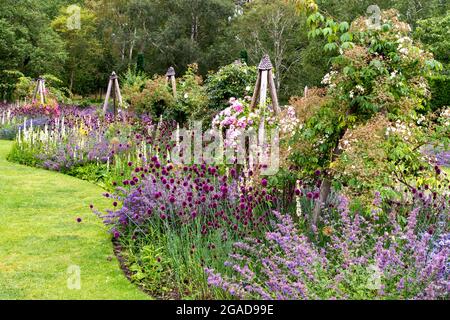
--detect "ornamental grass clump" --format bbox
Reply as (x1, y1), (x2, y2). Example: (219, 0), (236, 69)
(206, 191), (449, 300)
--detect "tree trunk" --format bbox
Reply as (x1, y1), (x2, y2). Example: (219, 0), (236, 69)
(69, 70), (74, 93)
(190, 3), (199, 44)
(311, 128), (348, 227)
(121, 42), (125, 61)
(312, 178), (331, 226)
(129, 28), (136, 61)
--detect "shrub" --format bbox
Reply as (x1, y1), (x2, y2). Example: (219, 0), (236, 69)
(0, 124), (17, 140)
(279, 9), (446, 211)
(205, 61), (257, 112)
(0, 70), (23, 101)
(129, 64), (209, 124)
(176, 63), (209, 122)
(121, 67), (149, 109)
(13, 74), (72, 104)
(428, 75), (450, 111)
(131, 76), (176, 119)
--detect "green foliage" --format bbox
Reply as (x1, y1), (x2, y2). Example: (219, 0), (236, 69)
(0, 0), (67, 77)
(66, 163), (113, 190)
(118, 219), (234, 299)
(0, 70), (24, 101)
(136, 53), (145, 73)
(285, 9), (446, 202)
(1, 0), (448, 99)
(414, 12), (450, 69)
(427, 75), (450, 110)
(7, 142), (43, 167)
(230, 0), (307, 101)
(52, 5), (105, 94)
(0, 123), (18, 140)
(205, 62), (257, 111)
(176, 64), (209, 122)
(13, 77), (35, 102)
(12, 74), (71, 104)
(127, 64), (208, 123)
(131, 76), (176, 119)
(292, 0), (449, 26)
(121, 67), (149, 108)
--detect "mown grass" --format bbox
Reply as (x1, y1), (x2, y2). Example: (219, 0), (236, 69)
(0, 140), (149, 299)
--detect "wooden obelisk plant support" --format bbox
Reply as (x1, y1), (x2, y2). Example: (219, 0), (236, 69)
(250, 54), (280, 150)
(32, 77), (47, 105)
(250, 54), (280, 114)
(166, 67), (177, 98)
(103, 71), (123, 118)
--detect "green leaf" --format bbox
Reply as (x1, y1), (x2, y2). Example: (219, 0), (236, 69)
(343, 66), (352, 75)
(322, 27), (333, 36)
(339, 21), (350, 32)
(340, 32), (353, 42)
(341, 41), (354, 50)
(381, 24), (391, 32)
(324, 42), (338, 52)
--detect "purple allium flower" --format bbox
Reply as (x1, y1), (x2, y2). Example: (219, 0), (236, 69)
(261, 178), (268, 187)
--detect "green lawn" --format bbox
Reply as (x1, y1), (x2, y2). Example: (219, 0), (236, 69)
(0, 140), (149, 300)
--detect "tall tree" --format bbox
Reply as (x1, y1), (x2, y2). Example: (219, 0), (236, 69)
(52, 5), (104, 94)
(0, 0), (67, 77)
(231, 0), (306, 100)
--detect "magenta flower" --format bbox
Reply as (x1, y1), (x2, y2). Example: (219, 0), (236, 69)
(261, 178), (268, 187)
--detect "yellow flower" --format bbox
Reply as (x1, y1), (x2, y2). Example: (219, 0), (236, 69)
(78, 124), (88, 136)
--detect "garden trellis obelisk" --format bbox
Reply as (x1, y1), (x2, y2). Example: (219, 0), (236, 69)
(32, 77), (47, 105)
(103, 71), (123, 117)
(250, 54), (280, 114)
(166, 67), (177, 98)
(250, 54), (280, 157)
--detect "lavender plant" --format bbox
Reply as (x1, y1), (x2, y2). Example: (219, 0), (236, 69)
(206, 192), (449, 300)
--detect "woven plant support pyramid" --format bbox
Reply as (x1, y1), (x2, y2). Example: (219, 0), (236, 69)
(250, 54), (280, 114)
(166, 66), (177, 98)
(102, 71), (123, 117)
(32, 77), (47, 105)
